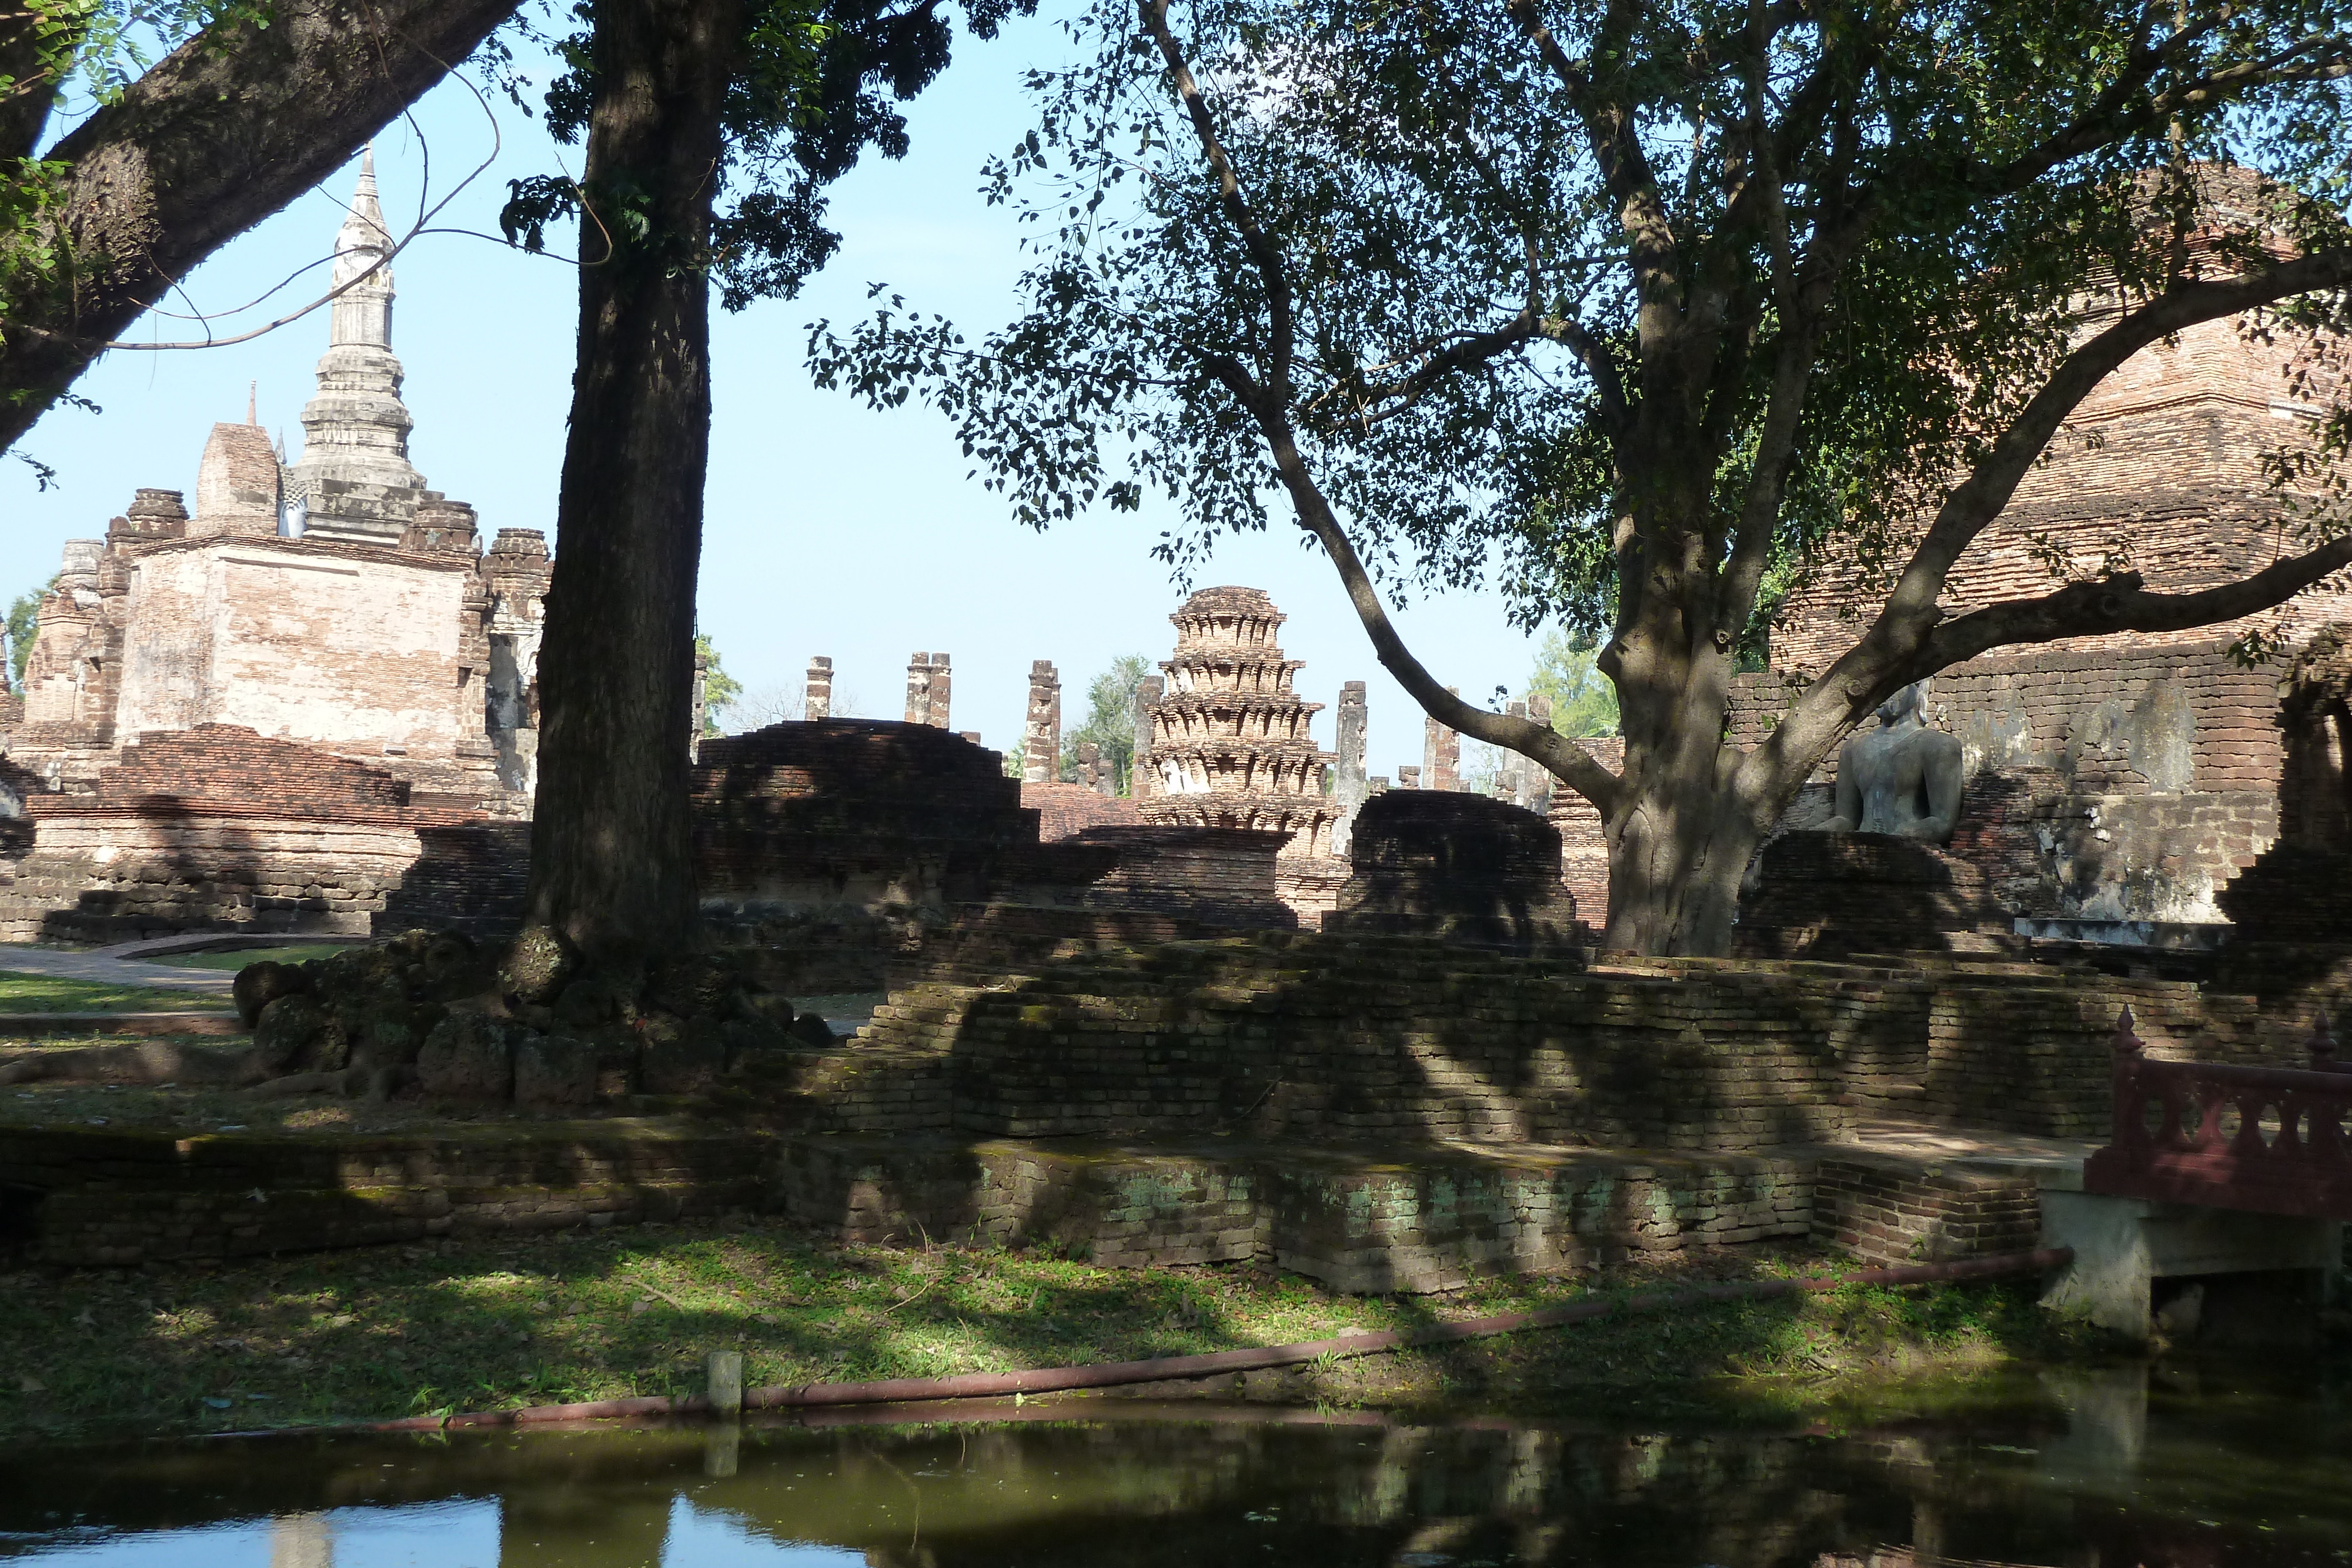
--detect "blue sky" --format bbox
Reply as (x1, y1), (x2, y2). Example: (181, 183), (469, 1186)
(6, 11), (1548, 777)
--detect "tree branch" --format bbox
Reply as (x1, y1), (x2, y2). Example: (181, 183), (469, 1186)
(1730, 245), (2352, 834)
(1137, 0), (1294, 402)
(1924, 541), (2352, 666)
(1279, 443), (1626, 815)
(1881, 245), (2352, 637)
(1, 0), (524, 454)
(1502, 0), (1684, 316)
(1201, 280), (1623, 813)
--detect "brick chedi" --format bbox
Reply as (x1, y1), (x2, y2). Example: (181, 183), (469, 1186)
(4, 154), (549, 805)
(1139, 587), (1347, 921)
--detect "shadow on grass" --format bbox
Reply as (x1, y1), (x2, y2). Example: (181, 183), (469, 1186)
(0, 1214), (2102, 1444)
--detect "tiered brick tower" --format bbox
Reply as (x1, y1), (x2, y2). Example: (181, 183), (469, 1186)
(1140, 587), (1341, 862)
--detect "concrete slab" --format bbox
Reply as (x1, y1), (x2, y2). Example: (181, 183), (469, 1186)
(0, 944), (237, 995)
(1805, 1116), (2099, 1191)
(92, 933), (366, 962)
(2039, 1188), (2341, 1336)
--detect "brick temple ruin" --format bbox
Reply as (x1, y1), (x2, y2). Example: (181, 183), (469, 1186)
(1716, 170), (2352, 957)
(7, 155), (2351, 965)
(25, 173), (2352, 1341)
(0, 155), (550, 938)
(0, 153), (2342, 971)
(5, 152), (552, 806)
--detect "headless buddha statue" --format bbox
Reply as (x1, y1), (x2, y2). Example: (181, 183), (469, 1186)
(1823, 678), (1965, 844)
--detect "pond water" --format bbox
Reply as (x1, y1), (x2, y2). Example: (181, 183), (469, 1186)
(4, 1362), (2350, 1567)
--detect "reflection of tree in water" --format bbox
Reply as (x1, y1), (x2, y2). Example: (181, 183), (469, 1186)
(8, 1392), (2348, 1568)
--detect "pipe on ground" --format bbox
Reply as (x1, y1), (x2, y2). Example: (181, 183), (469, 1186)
(352, 1246), (2072, 1433)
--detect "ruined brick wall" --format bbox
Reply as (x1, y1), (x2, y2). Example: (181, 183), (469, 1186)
(777, 1135), (1813, 1291)
(1022, 780), (1141, 840)
(1773, 290), (2352, 675)
(1546, 736), (1622, 932)
(112, 537), (490, 791)
(693, 720), (1040, 915)
(837, 937), (1857, 1151)
(1055, 825), (1298, 929)
(375, 822), (532, 939)
(1729, 643), (2281, 793)
(834, 940), (2294, 1149)
(0, 727), (483, 942)
(1728, 642), (2286, 924)
(1328, 791), (1575, 947)
(1810, 1154), (2042, 1267)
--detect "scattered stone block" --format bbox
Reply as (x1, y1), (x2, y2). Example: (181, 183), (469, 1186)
(417, 1014), (517, 1101)
(252, 995), (346, 1077)
(233, 960), (312, 1028)
(514, 1033), (597, 1109)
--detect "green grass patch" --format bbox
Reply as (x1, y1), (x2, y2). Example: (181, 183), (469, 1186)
(148, 944), (355, 972)
(0, 1222), (2118, 1442)
(0, 971), (229, 1015)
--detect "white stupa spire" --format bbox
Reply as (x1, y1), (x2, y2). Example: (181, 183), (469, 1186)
(329, 143), (395, 346)
(285, 145), (425, 545)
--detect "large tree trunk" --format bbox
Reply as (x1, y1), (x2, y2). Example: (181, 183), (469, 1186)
(0, 0), (522, 453)
(523, 0), (739, 964)
(1599, 786), (1763, 956)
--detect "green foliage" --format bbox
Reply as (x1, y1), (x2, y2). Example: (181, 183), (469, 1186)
(695, 632), (742, 735)
(1, 0), (279, 361)
(7, 577), (49, 684)
(1061, 653), (1151, 790)
(809, 0), (2352, 645)
(1529, 630), (1619, 739)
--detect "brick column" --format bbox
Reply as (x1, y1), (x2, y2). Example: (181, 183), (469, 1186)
(1424, 690), (1461, 791)
(804, 657), (832, 720)
(1131, 674), (1162, 800)
(1333, 680), (1368, 854)
(1523, 694), (1554, 815)
(904, 653), (932, 725)
(1024, 660), (1060, 784)
(925, 653), (951, 729)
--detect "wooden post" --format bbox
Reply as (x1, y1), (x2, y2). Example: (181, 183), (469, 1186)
(706, 1349), (743, 1420)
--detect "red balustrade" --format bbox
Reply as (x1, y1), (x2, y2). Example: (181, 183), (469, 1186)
(2082, 1008), (2352, 1220)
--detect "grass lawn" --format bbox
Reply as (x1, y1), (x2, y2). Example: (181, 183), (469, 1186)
(0, 971), (230, 1015)
(149, 944), (357, 971)
(0, 1219), (2113, 1441)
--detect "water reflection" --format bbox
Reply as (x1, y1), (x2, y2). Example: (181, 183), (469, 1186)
(4, 1362), (2352, 1566)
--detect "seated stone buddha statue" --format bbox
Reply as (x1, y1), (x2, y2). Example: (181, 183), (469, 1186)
(1822, 678), (1965, 844)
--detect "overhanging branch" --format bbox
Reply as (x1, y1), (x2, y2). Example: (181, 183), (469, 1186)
(1925, 539), (2352, 666)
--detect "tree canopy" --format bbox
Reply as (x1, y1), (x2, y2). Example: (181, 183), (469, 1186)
(1060, 652), (1153, 788)
(814, 0), (2352, 952)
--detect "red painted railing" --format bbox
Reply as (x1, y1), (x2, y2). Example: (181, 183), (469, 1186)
(2082, 1008), (2352, 1220)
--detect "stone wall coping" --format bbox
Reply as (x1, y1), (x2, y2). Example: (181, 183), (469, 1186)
(0, 1115), (768, 1161)
(122, 532), (482, 576)
(26, 796), (485, 830)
